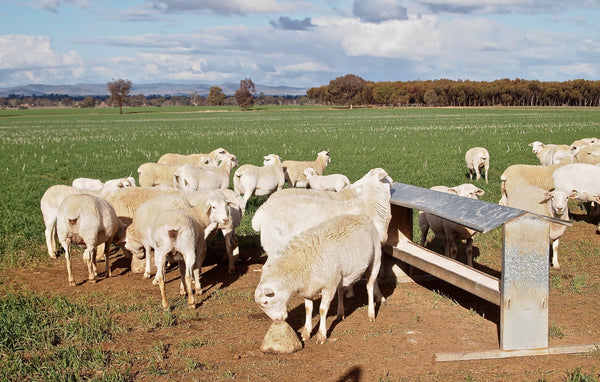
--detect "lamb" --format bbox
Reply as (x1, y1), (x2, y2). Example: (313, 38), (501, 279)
(552, 163), (600, 231)
(104, 176), (136, 189)
(157, 147), (230, 167)
(233, 154), (285, 206)
(137, 162), (182, 188)
(528, 141), (573, 165)
(252, 168), (392, 264)
(506, 185), (574, 269)
(173, 153), (238, 192)
(464, 147), (490, 183)
(498, 164), (561, 205)
(151, 208), (205, 310)
(55, 193), (126, 286)
(254, 214), (384, 344)
(303, 167), (350, 192)
(125, 191), (231, 279)
(419, 184), (484, 267)
(281, 150), (331, 188)
(72, 176), (136, 192)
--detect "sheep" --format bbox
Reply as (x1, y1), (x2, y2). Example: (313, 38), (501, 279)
(498, 164), (561, 205)
(281, 150), (331, 188)
(125, 191), (231, 279)
(303, 167), (350, 192)
(506, 185), (574, 269)
(233, 154), (285, 206)
(573, 145), (600, 165)
(552, 163), (600, 231)
(464, 147), (490, 183)
(252, 168), (392, 264)
(55, 193), (126, 286)
(528, 141), (573, 165)
(254, 214), (384, 344)
(419, 184), (484, 267)
(151, 208), (205, 310)
(72, 176), (137, 192)
(173, 153), (238, 192)
(104, 176), (136, 189)
(157, 147), (230, 166)
(137, 162), (182, 188)
(570, 137), (599, 160)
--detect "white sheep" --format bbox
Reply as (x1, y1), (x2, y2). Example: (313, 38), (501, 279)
(552, 163), (600, 232)
(254, 214), (384, 344)
(573, 145), (600, 165)
(464, 147), (490, 183)
(125, 191), (231, 279)
(529, 141), (573, 165)
(151, 208), (205, 310)
(56, 193), (126, 286)
(233, 154), (285, 206)
(506, 185), (574, 269)
(104, 176), (136, 189)
(498, 164), (561, 205)
(72, 176), (137, 191)
(419, 184), (484, 267)
(173, 153), (238, 192)
(137, 162), (182, 188)
(281, 150), (331, 188)
(157, 148), (230, 166)
(303, 167), (350, 192)
(252, 168), (392, 264)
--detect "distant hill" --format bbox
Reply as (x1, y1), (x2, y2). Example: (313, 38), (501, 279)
(0, 82), (309, 97)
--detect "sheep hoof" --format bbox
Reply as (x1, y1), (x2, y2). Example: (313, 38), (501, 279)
(89, 278), (97, 284)
(316, 333), (327, 344)
(143, 272), (152, 279)
(69, 281), (76, 287)
(300, 328), (310, 342)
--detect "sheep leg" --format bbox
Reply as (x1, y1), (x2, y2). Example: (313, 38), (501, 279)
(222, 228), (238, 274)
(45, 220), (58, 258)
(143, 244), (153, 279)
(193, 242), (207, 296)
(301, 299), (313, 342)
(179, 259), (195, 309)
(475, 166), (481, 181)
(63, 239), (75, 287)
(84, 247), (97, 284)
(103, 240), (111, 278)
(418, 213), (429, 247)
(366, 250), (382, 321)
(445, 234), (458, 261)
(316, 287), (336, 344)
(484, 164), (489, 183)
(466, 237), (473, 267)
(154, 250), (169, 311)
(336, 284), (345, 320)
(551, 239), (560, 269)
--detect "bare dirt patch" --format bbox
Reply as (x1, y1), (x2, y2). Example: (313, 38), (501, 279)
(5, 220), (600, 381)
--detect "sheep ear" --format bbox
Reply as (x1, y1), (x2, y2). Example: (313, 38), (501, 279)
(476, 189), (485, 196)
(569, 190), (579, 199)
(541, 192), (553, 203)
(447, 188), (459, 195)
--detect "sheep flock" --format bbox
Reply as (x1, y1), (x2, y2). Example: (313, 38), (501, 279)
(41, 136), (600, 348)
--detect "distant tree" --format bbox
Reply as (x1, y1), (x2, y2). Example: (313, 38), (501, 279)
(234, 78), (256, 111)
(208, 87), (226, 106)
(327, 74), (367, 107)
(79, 96), (96, 108)
(60, 97), (73, 107)
(107, 78), (132, 114)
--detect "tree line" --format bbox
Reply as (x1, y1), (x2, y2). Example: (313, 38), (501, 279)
(306, 75), (600, 107)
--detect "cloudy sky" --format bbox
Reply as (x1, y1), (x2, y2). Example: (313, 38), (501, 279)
(1, 0), (599, 89)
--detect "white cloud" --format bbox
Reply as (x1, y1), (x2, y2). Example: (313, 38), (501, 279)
(415, 0), (600, 14)
(0, 34), (83, 70)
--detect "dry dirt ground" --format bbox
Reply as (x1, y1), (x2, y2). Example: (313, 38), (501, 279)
(5, 218), (600, 381)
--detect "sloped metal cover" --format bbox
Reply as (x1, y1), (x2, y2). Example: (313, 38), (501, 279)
(390, 182), (530, 234)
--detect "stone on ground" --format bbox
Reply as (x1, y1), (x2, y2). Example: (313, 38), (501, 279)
(260, 320), (303, 354)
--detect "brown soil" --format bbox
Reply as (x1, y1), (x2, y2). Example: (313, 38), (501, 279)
(6, 219), (600, 381)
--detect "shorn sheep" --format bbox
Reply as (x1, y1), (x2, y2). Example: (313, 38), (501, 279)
(233, 154), (285, 207)
(419, 184), (484, 266)
(252, 168), (392, 264)
(173, 153), (238, 192)
(254, 214), (384, 344)
(151, 208), (205, 310)
(137, 163), (182, 188)
(498, 164), (561, 205)
(157, 148), (230, 166)
(465, 147), (490, 183)
(303, 167), (350, 192)
(56, 193), (126, 286)
(529, 141), (573, 165)
(72, 176), (136, 192)
(506, 185), (574, 269)
(281, 150), (331, 188)
(552, 163), (600, 232)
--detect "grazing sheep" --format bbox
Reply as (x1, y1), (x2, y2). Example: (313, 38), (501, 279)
(137, 162), (182, 188)
(552, 163), (600, 231)
(303, 167), (350, 192)
(499, 164), (561, 205)
(252, 168), (392, 263)
(419, 184), (484, 267)
(157, 148), (230, 166)
(73, 176), (137, 192)
(506, 185), (574, 269)
(151, 208), (205, 310)
(56, 193), (126, 286)
(233, 154), (285, 206)
(173, 153), (238, 192)
(529, 141), (573, 165)
(281, 150), (331, 188)
(464, 147), (490, 183)
(254, 214), (384, 344)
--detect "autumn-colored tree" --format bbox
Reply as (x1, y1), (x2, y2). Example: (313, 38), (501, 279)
(208, 86), (226, 106)
(234, 78), (256, 111)
(327, 74), (367, 107)
(79, 96), (96, 108)
(107, 78), (132, 114)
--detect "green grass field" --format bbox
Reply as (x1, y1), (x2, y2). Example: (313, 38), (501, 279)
(2, 105), (600, 380)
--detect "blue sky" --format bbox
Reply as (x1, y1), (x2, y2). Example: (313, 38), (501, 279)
(1, 0), (599, 89)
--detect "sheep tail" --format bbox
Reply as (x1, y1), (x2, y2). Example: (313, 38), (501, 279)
(168, 229), (178, 241)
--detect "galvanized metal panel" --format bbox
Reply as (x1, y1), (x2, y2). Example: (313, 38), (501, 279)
(390, 182), (568, 234)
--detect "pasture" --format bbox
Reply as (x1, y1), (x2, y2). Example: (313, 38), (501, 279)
(1, 106), (600, 381)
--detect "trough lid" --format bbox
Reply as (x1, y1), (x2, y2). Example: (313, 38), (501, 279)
(390, 182), (570, 234)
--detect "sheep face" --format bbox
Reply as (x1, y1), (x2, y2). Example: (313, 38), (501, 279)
(254, 282), (289, 322)
(542, 190), (573, 216)
(529, 141), (545, 154)
(302, 167), (317, 179)
(263, 154), (281, 165)
(449, 184), (484, 199)
(318, 151), (331, 165)
(207, 197), (231, 228)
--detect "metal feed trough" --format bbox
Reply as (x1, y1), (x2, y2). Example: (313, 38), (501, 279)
(384, 182), (598, 361)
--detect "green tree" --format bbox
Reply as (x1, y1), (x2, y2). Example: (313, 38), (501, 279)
(208, 87), (226, 106)
(327, 74), (367, 107)
(107, 78), (132, 114)
(79, 96), (96, 108)
(234, 78), (256, 111)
